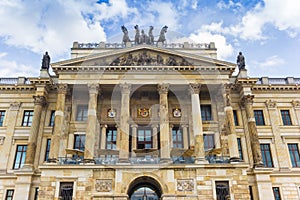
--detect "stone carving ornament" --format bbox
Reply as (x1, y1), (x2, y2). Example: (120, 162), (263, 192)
(177, 179), (194, 191)
(95, 179), (112, 192)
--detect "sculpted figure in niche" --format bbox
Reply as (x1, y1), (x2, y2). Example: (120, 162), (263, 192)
(237, 52), (246, 70)
(157, 25), (168, 44)
(41, 51), (50, 69)
(134, 25), (140, 44)
(121, 25), (131, 43)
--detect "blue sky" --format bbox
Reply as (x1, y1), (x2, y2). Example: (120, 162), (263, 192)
(0, 0), (299, 77)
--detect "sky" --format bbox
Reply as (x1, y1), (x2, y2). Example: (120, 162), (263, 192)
(0, 0), (300, 78)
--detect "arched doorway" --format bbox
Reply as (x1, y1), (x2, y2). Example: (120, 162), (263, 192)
(128, 176), (162, 200)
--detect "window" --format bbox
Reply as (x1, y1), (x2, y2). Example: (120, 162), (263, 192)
(260, 144), (273, 167)
(0, 110), (5, 126)
(272, 187), (281, 200)
(281, 110), (292, 125)
(254, 110), (265, 126)
(233, 110), (239, 126)
(59, 182), (73, 200)
(288, 143), (300, 167)
(22, 110), (34, 126)
(106, 128), (117, 150)
(172, 127), (183, 148)
(44, 139), (51, 162)
(237, 138), (243, 160)
(204, 134), (214, 151)
(74, 135), (85, 151)
(49, 110), (55, 126)
(76, 105), (88, 121)
(13, 145), (27, 169)
(201, 105), (212, 121)
(137, 128), (152, 149)
(215, 181), (230, 200)
(249, 186), (254, 200)
(5, 189), (14, 200)
(34, 187), (39, 200)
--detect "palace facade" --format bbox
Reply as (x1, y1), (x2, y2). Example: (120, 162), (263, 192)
(0, 39), (300, 200)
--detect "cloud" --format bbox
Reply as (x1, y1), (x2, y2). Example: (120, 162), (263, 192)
(189, 31), (234, 60)
(254, 55), (285, 68)
(217, 0), (242, 10)
(0, 52), (36, 77)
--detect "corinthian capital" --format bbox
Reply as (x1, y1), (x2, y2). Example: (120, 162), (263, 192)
(265, 100), (277, 108)
(57, 84), (68, 94)
(189, 83), (201, 94)
(33, 95), (47, 106)
(157, 83), (169, 94)
(88, 84), (100, 95)
(120, 83), (131, 94)
(241, 94), (254, 106)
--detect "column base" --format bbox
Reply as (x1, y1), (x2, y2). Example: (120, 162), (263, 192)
(195, 157), (208, 164)
(118, 158), (130, 164)
(21, 164), (34, 171)
(159, 158), (172, 164)
(254, 162), (264, 168)
(83, 159), (95, 164)
(229, 157), (241, 163)
(47, 158), (58, 163)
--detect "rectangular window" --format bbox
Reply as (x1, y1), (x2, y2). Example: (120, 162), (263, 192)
(260, 144), (273, 167)
(137, 128), (152, 149)
(49, 110), (55, 126)
(281, 110), (292, 125)
(13, 145), (27, 169)
(34, 187), (39, 200)
(44, 139), (51, 162)
(272, 187), (281, 200)
(0, 110), (5, 126)
(215, 181), (230, 200)
(76, 105), (88, 121)
(74, 135), (85, 151)
(59, 182), (73, 200)
(233, 110), (239, 126)
(288, 143), (300, 167)
(22, 110), (34, 126)
(5, 189), (14, 200)
(254, 110), (265, 126)
(172, 126), (183, 148)
(201, 105), (212, 121)
(106, 128), (117, 150)
(237, 138), (244, 161)
(204, 134), (214, 151)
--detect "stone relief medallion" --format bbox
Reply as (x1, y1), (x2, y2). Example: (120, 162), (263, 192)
(138, 108), (150, 118)
(173, 108), (182, 118)
(107, 108), (116, 118)
(95, 179), (112, 192)
(177, 179), (194, 191)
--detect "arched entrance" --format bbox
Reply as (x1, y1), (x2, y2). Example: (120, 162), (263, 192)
(127, 176), (162, 200)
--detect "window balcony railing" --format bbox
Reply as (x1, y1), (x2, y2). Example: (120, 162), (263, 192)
(206, 155), (230, 164)
(129, 157), (160, 164)
(172, 156), (195, 164)
(58, 157), (83, 165)
(94, 157), (119, 165)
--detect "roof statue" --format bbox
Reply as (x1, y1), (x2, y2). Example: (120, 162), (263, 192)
(157, 25), (168, 44)
(121, 25), (168, 45)
(41, 51), (50, 70)
(121, 25), (131, 43)
(237, 52), (246, 70)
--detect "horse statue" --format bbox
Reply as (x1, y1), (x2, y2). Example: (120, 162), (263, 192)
(157, 25), (168, 44)
(121, 25), (130, 43)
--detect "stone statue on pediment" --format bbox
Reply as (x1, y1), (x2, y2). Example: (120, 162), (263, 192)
(41, 51), (50, 70)
(148, 26), (154, 45)
(237, 52), (246, 70)
(157, 25), (168, 44)
(121, 25), (131, 43)
(134, 25), (140, 44)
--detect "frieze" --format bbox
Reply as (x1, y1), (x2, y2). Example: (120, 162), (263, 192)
(95, 179), (112, 192)
(110, 51), (192, 66)
(177, 179), (194, 191)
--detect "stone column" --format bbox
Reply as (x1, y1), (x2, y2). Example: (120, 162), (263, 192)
(181, 124), (189, 149)
(49, 84), (67, 162)
(100, 125), (107, 150)
(84, 84), (99, 162)
(119, 83), (131, 162)
(242, 95), (263, 167)
(189, 83), (206, 163)
(24, 95), (47, 168)
(224, 85), (240, 162)
(265, 100), (289, 169)
(131, 124), (138, 152)
(152, 124), (158, 149)
(169, 124), (174, 149)
(158, 84), (171, 162)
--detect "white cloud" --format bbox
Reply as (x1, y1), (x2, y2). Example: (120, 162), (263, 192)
(254, 55), (285, 68)
(217, 0), (242, 10)
(189, 31), (234, 60)
(0, 52), (36, 77)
